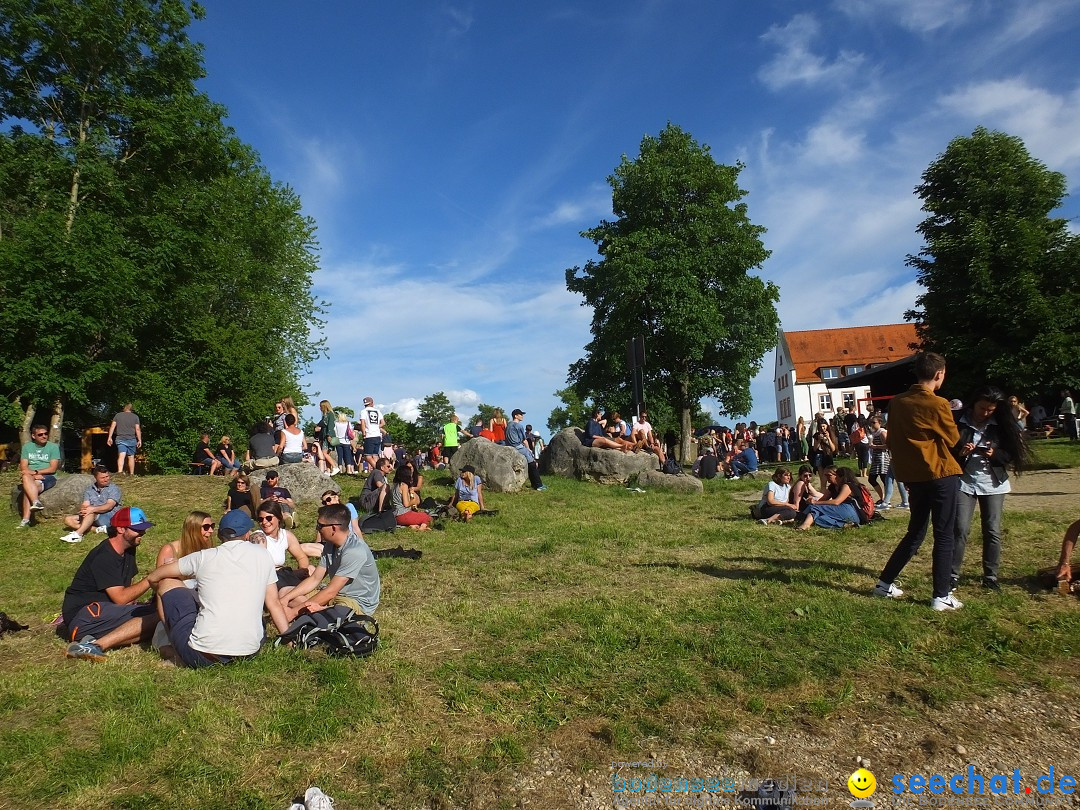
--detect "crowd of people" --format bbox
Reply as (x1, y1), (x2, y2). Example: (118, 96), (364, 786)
(13, 368), (1080, 670)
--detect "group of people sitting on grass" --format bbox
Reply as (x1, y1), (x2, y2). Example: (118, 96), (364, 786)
(60, 500), (379, 668)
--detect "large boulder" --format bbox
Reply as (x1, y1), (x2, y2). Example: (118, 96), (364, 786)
(248, 463), (338, 506)
(449, 437), (527, 493)
(540, 427), (659, 484)
(636, 469), (704, 495)
(10, 473), (93, 519)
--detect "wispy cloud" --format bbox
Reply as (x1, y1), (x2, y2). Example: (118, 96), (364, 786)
(993, 0), (1080, 43)
(532, 184), (612, 230)
(938, 78), (1080, 172)
(443, 5), (474, 36)
(834, 0), (974, 34)
(758, 14), (865, 91)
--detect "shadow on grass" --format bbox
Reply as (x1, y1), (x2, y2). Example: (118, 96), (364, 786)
(634, 557), (878, 594)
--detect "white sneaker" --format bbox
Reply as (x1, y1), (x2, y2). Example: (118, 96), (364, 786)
(30, 500), (45, 511)
(304, 787), (335, 810)
(16, 519), (31, 529)
(60, 531), (83, 544)
(931, 594), (964, 611)
(873, 580), (904, 598)
(92, 525), (107, 533)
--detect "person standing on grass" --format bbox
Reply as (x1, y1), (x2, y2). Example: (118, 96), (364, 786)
(63, 507), (160, 661)
(950, 386), (1029, 593)
(873, 352), (963, 611)
(147, 509), (291, 668)
(359, 396), (386, 471)
(106, 403), (142, 475)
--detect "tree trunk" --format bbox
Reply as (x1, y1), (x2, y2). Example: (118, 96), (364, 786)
(20, 402), (36, 445)
(679, 380), (693, 464)
(49, 398), (64, 445)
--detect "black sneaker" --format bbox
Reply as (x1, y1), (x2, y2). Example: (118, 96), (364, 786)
(982, 578), (1001, 592)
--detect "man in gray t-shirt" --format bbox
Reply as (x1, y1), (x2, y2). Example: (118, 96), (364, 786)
(107, 403), (142, 476)
(281, 503), (380, 619)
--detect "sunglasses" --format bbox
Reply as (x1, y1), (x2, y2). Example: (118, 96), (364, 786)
(316, 522), (342, 531)
(258, 515), (276, 524)
(201, 523), (216, 531)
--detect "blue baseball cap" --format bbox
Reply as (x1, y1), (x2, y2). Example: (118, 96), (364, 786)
(219, 509), (254, 539)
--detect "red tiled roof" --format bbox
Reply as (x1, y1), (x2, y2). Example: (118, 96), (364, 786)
(783, 323), (918, 384)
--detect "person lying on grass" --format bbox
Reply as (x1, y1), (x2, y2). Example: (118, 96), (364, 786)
(795, 466), (860, 530)
(280, 504), (380, 622)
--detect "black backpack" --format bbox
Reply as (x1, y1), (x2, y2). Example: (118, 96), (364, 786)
(663, 458), (682, 475)
(275, 605), (379, 657)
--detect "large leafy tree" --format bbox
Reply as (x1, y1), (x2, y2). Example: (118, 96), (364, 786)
(414, 392), (455, 445)
(565, 123), (779, 459)
(906, 127), (1080, 399)
(0, 0), (323, 467)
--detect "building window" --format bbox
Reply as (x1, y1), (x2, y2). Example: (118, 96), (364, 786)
(842, 392), (856, 410)
(819, 393), (833, 412)
(844, 365), (864, 376)
(820, 367), (839, 380)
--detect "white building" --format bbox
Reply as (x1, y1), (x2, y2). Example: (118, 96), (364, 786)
(774, 324), (918, 425)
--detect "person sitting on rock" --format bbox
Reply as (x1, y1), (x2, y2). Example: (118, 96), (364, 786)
(582, 409), (633, 452)
(631, 411), (668, 465)
(18, 424), (60, 528)
(506, 408), (546, 491)
(60, 464), (123, 544)
(259, 469), (296, 529)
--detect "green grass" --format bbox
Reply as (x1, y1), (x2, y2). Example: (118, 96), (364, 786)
(1, 465), (1078, 808)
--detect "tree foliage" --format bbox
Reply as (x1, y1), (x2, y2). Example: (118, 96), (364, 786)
(382, 412), (419, 450)
(414, 392), (455, 445)
(547, 386), (590, 435)
(906, 127), (1080, 398)
(468, 403), (500, 429)
(565, 123), (779, 457)
(0, 0), (323, 468)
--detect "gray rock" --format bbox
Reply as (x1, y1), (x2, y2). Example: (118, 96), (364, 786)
(10, 474), (95, 519)
(450, 437), (527, 493)
(540, 427), (659, 484)
(636, 468), (704, 494)
(248, 463), (338, 506)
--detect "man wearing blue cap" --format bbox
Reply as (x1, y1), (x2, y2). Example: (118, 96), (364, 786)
(63, 506), (160, 661)
(146, 509), (290, 668)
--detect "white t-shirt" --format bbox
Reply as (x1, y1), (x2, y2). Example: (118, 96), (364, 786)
(760, 480), (792, 507)
(178, 540), (276, 656)
(281, 427), (305, 455)
(265, 528), (289, 567)
(360, 406), (383, 438)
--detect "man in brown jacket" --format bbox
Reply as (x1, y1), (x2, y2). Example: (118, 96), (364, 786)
(874, 352), (964, 611)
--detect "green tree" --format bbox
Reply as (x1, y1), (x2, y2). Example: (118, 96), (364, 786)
(565, 123), (779, 460)
(905, 127), (1080, 398)
(469, 403), (500, 430)
(383, 412), (419, 450)
(0, 0), (323, 467)
(415, 392), (455, 445)
(546, 386), (591, 434)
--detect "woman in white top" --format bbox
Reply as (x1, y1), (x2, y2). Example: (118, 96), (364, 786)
(757, 467), (797, 525)
(276, 413), (305, 464)
(254, 500), (313, 596)
(334, 412), (356, 474)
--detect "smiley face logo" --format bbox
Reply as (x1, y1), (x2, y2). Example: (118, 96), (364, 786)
(847, 768), (877, 798)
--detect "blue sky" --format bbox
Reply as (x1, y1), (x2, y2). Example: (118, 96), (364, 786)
(190, 1), (1080, 433)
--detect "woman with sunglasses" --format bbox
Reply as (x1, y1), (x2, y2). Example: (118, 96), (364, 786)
(152, 511), (216, 662)
(795, 466), (860, 530)
(255, 500), (314, 595)
(320, 490), (362, 536)
(225, 473), (253, 516)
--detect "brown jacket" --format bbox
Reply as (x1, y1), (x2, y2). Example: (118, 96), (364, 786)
(886, 384), (962, 482)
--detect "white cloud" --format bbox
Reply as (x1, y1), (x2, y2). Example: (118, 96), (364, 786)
(443, 5), (474, 36)
(938, 78), (1080, 171)
(834, 0), (974, 34)
(759, 14), (865, 91)
(994, 0), (1080, 43)
(533, 186), (612, 229)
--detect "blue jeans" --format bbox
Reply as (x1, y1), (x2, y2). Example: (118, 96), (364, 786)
(951, 490), (1005, 583)
(880, 476), (959, 598)
(883, 473), (908, 506)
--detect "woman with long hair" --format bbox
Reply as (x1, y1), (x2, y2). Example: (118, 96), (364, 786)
(757, 467), (798, 525)
(791, 464), (824, 512)
(950, 385), (1030, 592)
(450, 465), (485, 521)
(153, 511), (216, 661)
(796, 417), (808, 461)
(796, 466), (860, 530)
(391, 464), (433, 530)
(489, 408), (508, 444)
(334, 411), (356, 475)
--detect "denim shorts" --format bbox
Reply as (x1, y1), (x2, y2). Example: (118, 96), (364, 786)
(116, 439), (137, 456)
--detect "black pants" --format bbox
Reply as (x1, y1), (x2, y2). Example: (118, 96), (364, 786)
(880, 475), (959, 599)
(527, 461), (543, 489)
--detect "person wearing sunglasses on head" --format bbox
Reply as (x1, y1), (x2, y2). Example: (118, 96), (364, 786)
(280, 503), (380, 622)
(63, 507), (161, 661)
(149, 511), (217, 662)
(320, 490), (362, 537)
